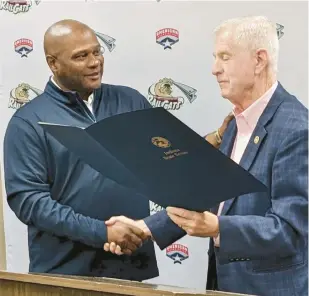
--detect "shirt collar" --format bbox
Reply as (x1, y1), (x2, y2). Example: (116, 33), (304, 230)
(233, 81), (278, 131)
(50, 76), (94, 106)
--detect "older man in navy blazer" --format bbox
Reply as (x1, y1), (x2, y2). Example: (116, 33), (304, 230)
(105, 15), (308, 296)
(165, 16), (308, 296)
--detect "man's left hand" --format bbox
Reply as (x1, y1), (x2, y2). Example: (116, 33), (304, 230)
(166, 207), (219, 237)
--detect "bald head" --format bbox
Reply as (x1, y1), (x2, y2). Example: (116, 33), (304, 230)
(43, 19), (104, 99)
(43, 19), (95, 57)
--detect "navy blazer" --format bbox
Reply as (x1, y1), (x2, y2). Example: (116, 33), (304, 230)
(146, 82), (308, 296)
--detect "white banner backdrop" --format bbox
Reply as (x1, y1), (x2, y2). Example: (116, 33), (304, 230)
(0, 0), (307, 290)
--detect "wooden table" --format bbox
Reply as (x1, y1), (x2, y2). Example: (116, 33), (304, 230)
(0, 270), (255, 296)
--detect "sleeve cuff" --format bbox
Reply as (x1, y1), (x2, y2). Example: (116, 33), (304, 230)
(92, 219), (108, 248)
(143, 210), (186, 250)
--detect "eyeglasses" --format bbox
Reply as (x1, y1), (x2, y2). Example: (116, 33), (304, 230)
(99, 45), (105, 55)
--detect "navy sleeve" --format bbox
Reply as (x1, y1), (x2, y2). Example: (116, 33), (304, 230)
(131, 88), (153, 110)
(140, 95), (153, 109)
(218, 127), (308, 263)
(4, 116), (107, 248)
(144, 210), (186, 250)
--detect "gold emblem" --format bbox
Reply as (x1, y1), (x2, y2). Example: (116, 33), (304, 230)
(151, 137), (171, 148)
(151, 137), (188, 160)
(254, 136), (260, 144)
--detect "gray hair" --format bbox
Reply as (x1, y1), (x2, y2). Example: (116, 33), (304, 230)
(214, 16), (279, 73)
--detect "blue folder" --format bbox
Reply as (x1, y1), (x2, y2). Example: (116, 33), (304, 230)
(39, 107), (267, 212)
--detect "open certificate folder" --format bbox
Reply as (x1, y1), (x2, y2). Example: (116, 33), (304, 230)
(39, 107), (267, 212)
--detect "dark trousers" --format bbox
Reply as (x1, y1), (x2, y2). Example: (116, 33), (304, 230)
(206, 245), (218, 291)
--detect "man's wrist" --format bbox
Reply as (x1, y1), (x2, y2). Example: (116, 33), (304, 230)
(211, 215), (220, 238)
(137, 220), (152, 238)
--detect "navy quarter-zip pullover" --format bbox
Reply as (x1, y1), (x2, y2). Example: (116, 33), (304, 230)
(3, 79), (159, 280)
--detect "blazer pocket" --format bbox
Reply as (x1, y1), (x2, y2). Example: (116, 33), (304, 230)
(251, 252), (304, 273)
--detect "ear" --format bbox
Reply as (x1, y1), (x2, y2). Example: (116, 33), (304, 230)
(254, 49), (269, 74)
(46, 55), (58, 73)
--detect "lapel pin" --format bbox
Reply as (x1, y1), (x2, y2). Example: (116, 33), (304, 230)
(254, 136), (260, 144)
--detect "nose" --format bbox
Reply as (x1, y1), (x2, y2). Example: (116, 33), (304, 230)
(88, 54), (103, 68)
(212, 58), (223, 76)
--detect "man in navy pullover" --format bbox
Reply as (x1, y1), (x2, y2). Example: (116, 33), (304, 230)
(3, 19), (185, 280)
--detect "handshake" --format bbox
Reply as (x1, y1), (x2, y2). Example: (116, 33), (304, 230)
(104, 207), (220, 255)
(104, 216), (152, 255)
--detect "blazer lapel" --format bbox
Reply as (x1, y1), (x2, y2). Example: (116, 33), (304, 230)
(220, 120), (237, 157)
(220, 83), (286, 216)
(220, 126), (267, 215)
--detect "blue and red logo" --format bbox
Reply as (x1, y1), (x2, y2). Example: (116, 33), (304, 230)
(14, 38), (33, 57)
(156, 28), (179, 50)
(166, 243), (189, 264)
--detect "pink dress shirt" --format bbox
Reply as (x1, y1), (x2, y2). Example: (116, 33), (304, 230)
(214, 81), (278, 247)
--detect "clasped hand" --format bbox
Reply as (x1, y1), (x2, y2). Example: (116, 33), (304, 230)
(105, 208), (219, 256)
(105, 216), (151, 255)
(166, 207), (219, 237)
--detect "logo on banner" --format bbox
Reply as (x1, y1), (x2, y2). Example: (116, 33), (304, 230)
(14, 38), (33, 57)
(276, 23), (284, 39)
(95, 31), (116, 52)
(166, 244), (189, 264)
(156, 28), (179, 49)
(0, 0), (40, 14)
(149, 201), (164, 215)
(8, 83), (42, 110)
(148, 78), (197, 110)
